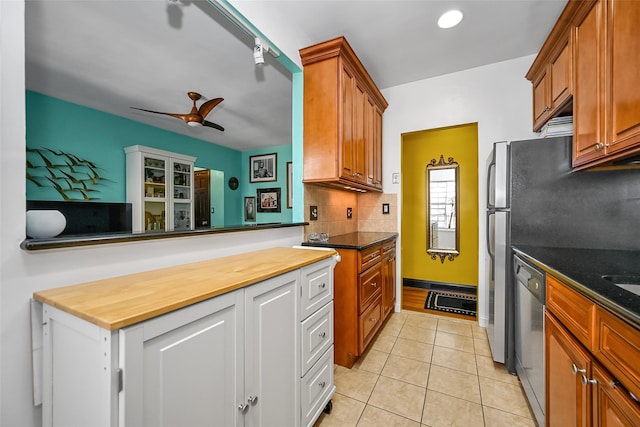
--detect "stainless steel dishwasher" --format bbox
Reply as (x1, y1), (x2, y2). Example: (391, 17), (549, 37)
(514, 255), (545, 427)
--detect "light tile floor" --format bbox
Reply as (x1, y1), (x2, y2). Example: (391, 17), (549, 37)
(314, 310), (537, 427)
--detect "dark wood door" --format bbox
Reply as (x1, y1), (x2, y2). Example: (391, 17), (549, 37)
(194, 170), (210, 227)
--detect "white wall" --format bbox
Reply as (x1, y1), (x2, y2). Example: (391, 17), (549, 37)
(0, 3), (304, 425)
(380, 56), (540, 326)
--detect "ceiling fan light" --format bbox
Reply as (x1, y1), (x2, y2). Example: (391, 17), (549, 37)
(438, 10), (463, 29)
(187, 121), (202, 127)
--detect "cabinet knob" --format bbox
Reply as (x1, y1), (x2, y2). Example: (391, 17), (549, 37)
(594, 142), (605, 151)
(371, 317), (378, 323)
(238, 403), (249, 414)
(371, 282), (378, 288)
(247, 395), (258, 405)
(318, 381), (326, 388)
(319, 283), (326, 289)
(572, 364), (587, 375)
(319, 331), (327, 339)
(581, 374), (597, 386)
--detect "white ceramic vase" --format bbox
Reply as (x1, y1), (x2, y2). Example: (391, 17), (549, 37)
(26, 210), (67, 239)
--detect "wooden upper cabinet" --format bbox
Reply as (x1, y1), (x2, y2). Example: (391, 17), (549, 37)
(606, 0), (640, 157)
(573, 0), (607, 168)
(300, 36), (388, 192)
(572, 0), (640, 169)
(529, 34), (573, 131)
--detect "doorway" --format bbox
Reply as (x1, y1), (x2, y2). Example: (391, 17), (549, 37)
(194, 168), (225, 228)
(400, 123), (479, 313)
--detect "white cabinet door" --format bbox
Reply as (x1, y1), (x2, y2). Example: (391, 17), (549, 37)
(244, 270), (300, 427)
(120, 290), (244, 427)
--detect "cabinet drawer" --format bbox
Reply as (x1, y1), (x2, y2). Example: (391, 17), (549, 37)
(546, 275), (596, 349)
(301, 259), (334, 320)
(359, 295), (382, 353)
(301, 346), (334, 427)
(595, 306), (640, 399)
(358, 265), (382, 313)
(301, 302), (333, 376)
(382, 240), (396, 256)
(358, 245), (382, 272)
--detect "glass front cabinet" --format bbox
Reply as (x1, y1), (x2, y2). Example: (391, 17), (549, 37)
(125, 145), (196, 233)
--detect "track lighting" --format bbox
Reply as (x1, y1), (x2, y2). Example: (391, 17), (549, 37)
(254, 37), (265, 65)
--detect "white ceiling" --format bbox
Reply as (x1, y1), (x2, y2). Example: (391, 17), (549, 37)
(25, 0), (568, 152)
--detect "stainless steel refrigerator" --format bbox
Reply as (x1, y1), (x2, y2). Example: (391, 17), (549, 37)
(486, 136), (573, 373)
(486, 134), (640, 369)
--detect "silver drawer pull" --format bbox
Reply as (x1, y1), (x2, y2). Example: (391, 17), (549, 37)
(572, 364), (586, 375)
(247, 395), (258, 405)
(371, 282), (377, 288)
(319, 282), (326, 289)
(370, 317), (377, 323)
(318, 381), (326, 388)
(581, 374), (597, 386)
(319, 331), (326, 339)
(238, 403), (249, 414)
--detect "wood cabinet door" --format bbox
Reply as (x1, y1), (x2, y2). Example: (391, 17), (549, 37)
(340, 64), (357, 180)
(353, 81), (367, 183)
(532, 68), (550, 131)
(606, 0), (640, 156)
(244, 271), (299, 427)
(573, 0), (606, 168)
(546, 312), (591, 427)
(358, 264), (382, 314)
(592, 363), (640, 427)
(550, 38), (572, 111)
(372, 104), (383, 189)
(381, 252), (396, 319)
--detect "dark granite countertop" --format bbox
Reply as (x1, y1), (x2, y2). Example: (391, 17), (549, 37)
(513, 245), (640, 329)
(301, 231), (398, 250)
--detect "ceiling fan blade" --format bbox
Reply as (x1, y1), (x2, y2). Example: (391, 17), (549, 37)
(130, 107), (189, 122)
(203, 120), (224, 132)
(198, 98), (224, 119)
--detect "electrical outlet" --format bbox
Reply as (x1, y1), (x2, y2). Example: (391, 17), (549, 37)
(382, 203), (390, 214)
(310, 206), (318, 220)
(347, 207), (353, 219)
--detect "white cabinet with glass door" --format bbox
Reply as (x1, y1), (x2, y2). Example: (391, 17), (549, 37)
(125, 145), (196, 233)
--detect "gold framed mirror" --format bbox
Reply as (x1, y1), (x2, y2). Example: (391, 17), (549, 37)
(426, 154), (460, 263)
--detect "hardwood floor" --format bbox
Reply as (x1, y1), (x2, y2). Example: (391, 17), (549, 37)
(401, 286), (477, 322)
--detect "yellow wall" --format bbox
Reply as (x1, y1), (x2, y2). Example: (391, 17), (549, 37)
(401, 122), (479, 286)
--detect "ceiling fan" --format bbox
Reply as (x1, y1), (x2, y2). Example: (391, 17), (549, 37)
(131, 92), (224, 131)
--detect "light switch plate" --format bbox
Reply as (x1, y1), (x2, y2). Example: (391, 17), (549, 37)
(392, 173), (400, 184)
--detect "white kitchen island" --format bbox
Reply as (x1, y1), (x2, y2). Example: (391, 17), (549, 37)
(33, 247), (338, 427)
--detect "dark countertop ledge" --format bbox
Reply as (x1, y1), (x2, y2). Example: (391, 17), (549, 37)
(21, 222), (308, 251)
(513, 245), (640, 329)
(301, 231), (398, 250)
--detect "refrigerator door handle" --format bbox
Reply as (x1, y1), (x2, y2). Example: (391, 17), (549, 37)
(486, 211), (495, 281)
(487, 161), (496, 210)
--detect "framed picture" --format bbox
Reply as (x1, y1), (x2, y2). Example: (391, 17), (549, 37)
(249, 153), (277, 183)
(286, 162), (293, 209)
(244, 196), (256, 222)
(256, 188), (281, 213)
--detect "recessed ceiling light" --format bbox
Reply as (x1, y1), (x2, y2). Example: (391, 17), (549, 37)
(438, 10), (463, 29)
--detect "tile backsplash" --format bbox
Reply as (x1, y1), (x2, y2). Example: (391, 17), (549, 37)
(304, 185), (398, 241)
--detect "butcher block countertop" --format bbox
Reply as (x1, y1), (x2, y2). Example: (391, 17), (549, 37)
(33, 247), (336, 331)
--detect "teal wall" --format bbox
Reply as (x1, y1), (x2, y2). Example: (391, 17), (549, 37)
(25, 91), (295, 225)
(241, 145), (293, 224)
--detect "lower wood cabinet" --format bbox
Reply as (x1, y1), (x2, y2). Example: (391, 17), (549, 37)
(41, 257), (336, 427)
(545, 275), (640, 426)
(334, 237), (396, 368)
